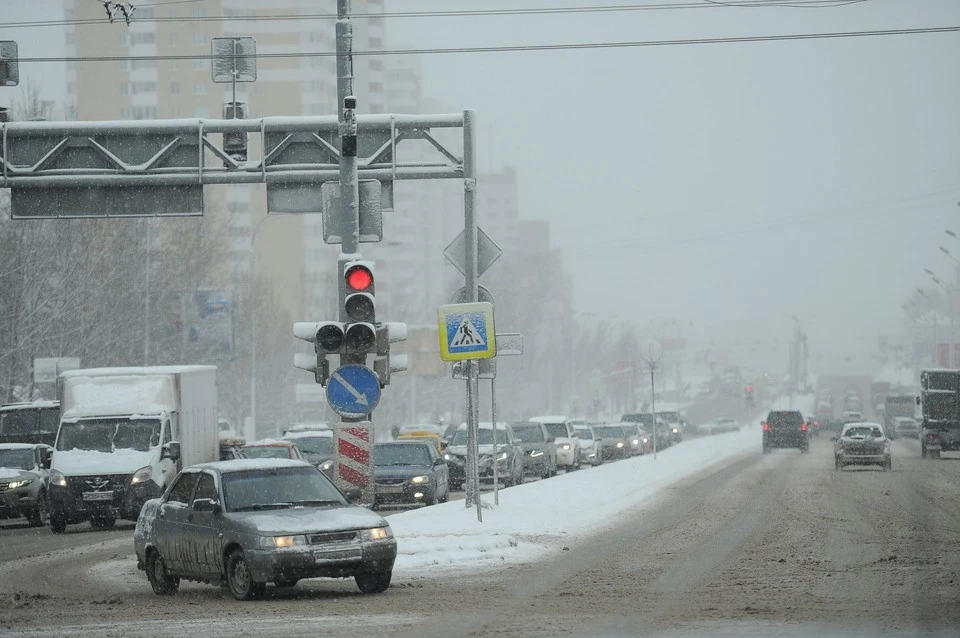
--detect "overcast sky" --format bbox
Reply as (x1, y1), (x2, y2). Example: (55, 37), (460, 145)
(387, 0), (960, 374)
(3, 0), (960, 376)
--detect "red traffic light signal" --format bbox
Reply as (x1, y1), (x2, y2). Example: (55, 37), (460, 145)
(345, 264), (373, 292)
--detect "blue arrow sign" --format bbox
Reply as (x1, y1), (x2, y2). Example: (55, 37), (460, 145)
(326, 364), (381, 419)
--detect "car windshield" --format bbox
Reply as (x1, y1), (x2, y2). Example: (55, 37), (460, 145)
(0, 448), (34, 470)
(0, 411), (37, 436)
(452, 428), (509, 446)
(242, 445), (291, 459)
(374, 444), (432, 466)
(574, 429), (593, 439)
(221, 466), (345, 512)
(596, 426), (627, 438)
(623, 414), (654, 426)
(657, 411), (680, 423)
(283, 436), (332, 456)
(56, 418), (160, 452)
(511, 425), (544, 442)
(541, 423), (568, 438)
(844, 426), (883, 438)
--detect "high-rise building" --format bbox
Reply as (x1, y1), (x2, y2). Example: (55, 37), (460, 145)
(67, 0), (388, 323)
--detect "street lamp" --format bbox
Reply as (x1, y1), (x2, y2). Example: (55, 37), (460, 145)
(924, 270), (954, 367)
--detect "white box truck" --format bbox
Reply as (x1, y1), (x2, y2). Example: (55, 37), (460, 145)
(47, 366), (218, 533)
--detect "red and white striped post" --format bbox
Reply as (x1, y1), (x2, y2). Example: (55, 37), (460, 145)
(333, 421), (375, 505)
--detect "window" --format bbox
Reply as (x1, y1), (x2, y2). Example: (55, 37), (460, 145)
(192, 31), (205, 46)
(194, 473), (219, 502)
(192, 58), (207, 71)
(167, 472), (200, 505)
(193, 105), (210, 118)
(170, 81), (180, 94)
(194, 83), (207, 95)
(119, 83), (129, 96)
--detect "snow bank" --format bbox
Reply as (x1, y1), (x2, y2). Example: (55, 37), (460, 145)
(391, 424), (761, 576)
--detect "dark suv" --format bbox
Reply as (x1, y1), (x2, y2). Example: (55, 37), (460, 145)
(762, 410), (809, 453)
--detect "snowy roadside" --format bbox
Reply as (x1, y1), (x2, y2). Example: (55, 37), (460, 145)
(390, 394), (818, 578)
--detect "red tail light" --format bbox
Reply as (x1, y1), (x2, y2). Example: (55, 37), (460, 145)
(762, 423), (770, 431)
(801, 423), (808, 431)
(813, 420), (819, 427)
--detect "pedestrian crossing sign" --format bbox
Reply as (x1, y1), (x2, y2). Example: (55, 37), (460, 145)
(438, 302), (497, 361)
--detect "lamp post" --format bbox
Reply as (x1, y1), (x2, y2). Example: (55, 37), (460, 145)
(926, 269), (954, 367)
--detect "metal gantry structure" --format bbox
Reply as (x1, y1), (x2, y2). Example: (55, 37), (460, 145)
(0, 0), (504, 515)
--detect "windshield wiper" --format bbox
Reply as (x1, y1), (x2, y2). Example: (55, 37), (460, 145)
(233, 502), (294, 511)
(290, 499), (343, 506)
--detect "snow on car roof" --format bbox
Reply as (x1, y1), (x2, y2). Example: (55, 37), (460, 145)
(59, 365), (216, 378)
(0, 443), (47, 450)
(244, 439), (296, 447)
(1, 400), (59, 411)
(282, 430), (333, 439)
(193, 458), (313, 473)
(456, 421), (509, 430)
(527, 415), (568, 423)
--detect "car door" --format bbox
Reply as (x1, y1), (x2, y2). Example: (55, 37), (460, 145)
(187, 471), (223, 579)
(155, 471), (200, 575)
(428, 446), (448, 496)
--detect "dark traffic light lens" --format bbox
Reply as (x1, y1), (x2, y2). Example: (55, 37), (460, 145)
(345, 323), (376, 353)
(316, 324), (344, 352)
(345, 293), (375, 323)
(345, 265), (373, 292)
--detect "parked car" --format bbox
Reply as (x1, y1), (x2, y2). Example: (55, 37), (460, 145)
(762, 410), (809, 453)
(889, 416), (920, 440)
(833, 422), (891, 471)
(241, 440), (306, 461)
(443, 422), (524, 490)
(698, 417), (741, 435)
(527, 416), (580, 471)
(282, 429), (334, 474)
(510, 421), (558, 479)
(134, 459), (396, 600)
(0, 443), (53, 527)
(593, 424), (631, 461)
(372, 441), (449, 508)
(573, 425), (603, 466)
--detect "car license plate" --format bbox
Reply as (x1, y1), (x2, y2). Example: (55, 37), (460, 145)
(314, 547), (362, 562)
(82, 491), (113, 502)
(376, 485), (404, 494)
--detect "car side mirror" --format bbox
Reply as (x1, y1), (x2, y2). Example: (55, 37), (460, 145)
(162, 441), (181, 462)
(41, 456), (51, 470)
(344, 487), (362, 503)
(547, 436), (556, 443)
(192, 498), (221, 513)
(916, 396), (921, 406)
(434, 457), (445, 466)
(440, 441), (448, 451)
(830, 436), (838, 442)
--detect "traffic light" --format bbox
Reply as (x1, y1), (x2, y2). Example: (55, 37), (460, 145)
(342, 261), (376, 355)
(373, 322), (408, 387)
(293, 321), (345, 385)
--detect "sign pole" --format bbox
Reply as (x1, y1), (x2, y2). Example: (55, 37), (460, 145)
(650, 364), (658, 461)
(491, 377), (499, 506)
(640, 339), (663, 461)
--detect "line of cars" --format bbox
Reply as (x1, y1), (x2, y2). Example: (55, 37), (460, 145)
(761, 409), (893, 471)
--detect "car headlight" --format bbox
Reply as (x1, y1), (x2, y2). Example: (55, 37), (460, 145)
(530, 450), (544, 457)
(561, 443), (571, 450)
(616, 442), (624, 448)
(7, 479), (32, 489)
(410, 475), (430, 484)
(499, 452), (508, 460)
(632, 439), (639, 445)
(50, 470), (67, 488)
(361, 526), (393, 541)
(672, 428), (679, 433)
(131, 465), (152, 485)
(320, 460), (333, 472)
(642, 438), (648, 444)
(260, 535), (307, 549)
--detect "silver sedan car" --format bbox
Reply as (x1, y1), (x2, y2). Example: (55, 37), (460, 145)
(134, 459), (397, 600)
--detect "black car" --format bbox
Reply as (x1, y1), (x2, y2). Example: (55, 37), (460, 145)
(762, 410), (809, 453)
(372, 441), (449, 509)
(510, 421), (558, 479)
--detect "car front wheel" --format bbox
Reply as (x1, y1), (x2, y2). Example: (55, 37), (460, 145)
(355, 568), (392, 594)
(226, 548), (266, 600)
(146, 550), (179, 595)
(27, 492), (47, 527)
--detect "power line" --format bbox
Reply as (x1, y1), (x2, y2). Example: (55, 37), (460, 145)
(9, 25), (959, 64)
(0, 0), (879, 31)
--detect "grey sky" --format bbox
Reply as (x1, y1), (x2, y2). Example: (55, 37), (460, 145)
(388, 0), (960, 373)
(2, 0), (959, 376)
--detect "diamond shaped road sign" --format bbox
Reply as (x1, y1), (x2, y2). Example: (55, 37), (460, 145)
(443, 227), (503, 278)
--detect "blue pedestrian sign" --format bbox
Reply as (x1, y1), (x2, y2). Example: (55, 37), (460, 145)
(438, 302), (496, 362)
(326, 364), (381, 419)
